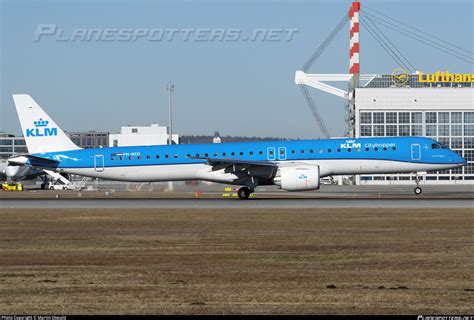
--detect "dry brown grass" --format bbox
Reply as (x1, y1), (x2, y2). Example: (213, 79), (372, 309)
(0, 208), (472, 314)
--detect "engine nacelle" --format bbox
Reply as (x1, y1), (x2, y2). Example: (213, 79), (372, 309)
(273, 165), (320, 191)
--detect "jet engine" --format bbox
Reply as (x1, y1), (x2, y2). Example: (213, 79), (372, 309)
(273, 164), (320, 191)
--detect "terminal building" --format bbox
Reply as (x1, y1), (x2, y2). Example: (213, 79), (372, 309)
(354, 74), (473, 185)
(0, 133), (28, 160)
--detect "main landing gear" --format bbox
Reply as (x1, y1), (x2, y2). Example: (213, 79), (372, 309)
(237, 187), (253, 200)
(414, 173), (422, 195)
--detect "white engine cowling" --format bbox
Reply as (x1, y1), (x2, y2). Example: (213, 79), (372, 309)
(273, 165), (320, 191)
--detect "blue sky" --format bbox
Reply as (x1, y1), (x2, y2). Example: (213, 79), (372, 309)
(1, 0), (473, 139)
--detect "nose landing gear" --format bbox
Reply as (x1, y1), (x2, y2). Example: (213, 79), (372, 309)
(414, 173), (422, 195)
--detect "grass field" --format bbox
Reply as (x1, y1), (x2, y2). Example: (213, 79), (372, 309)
(0, 208), (472, 314)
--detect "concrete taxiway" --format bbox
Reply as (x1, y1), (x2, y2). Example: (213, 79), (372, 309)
(1, 198), (473, 208)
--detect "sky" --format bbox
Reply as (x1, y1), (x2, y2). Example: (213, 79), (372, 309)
(1, 0), (473, 139)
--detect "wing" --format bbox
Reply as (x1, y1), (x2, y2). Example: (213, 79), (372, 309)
(192, 156), (278, 183)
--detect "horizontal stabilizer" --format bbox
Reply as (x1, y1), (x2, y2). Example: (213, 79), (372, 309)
(8, 154), (60, 169)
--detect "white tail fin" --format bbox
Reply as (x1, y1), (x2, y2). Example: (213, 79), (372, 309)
(12, 94), (81, 154)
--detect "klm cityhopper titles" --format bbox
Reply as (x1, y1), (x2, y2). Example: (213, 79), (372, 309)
(9, 95), (466, 199)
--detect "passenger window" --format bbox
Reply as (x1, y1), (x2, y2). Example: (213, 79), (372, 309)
(231, 152), (235, 156)
(174, 154), (178, 158)
(357, 148), (361, 152)
(196, 154), (200, 157)
(156, 155), (160, 159)
(392, 147), (397, 151)
(240, 152), (244, 156)
(374, 147), (379, 151)
(337, 149), (341, 152)
(383, 147), (387, 151)
(214, 152), (218, 157)
(365, 148), (369, 152)
(328, 149), (332, 153)
(205, 153), (209, 157)
(165, 155), (169, 158)
(259, 151), (263, 155)
(318, 149), (323, 154)
(291, 150), (296, 154)
(301, 150), (305, 154)
(310, 149), (314, 154)
(187, 154), (191, 157)
(138, 156), (142, 160)
(111, 157), (115, 161)
(146, 155), (150, 159)
(269, 150), (274, 155)
(249, 151), (253, 155)
(129, 156), (133, 160)
(222, 152), (226, 156)
(119, 156), (123, 160)
(347, 148), (352, 152)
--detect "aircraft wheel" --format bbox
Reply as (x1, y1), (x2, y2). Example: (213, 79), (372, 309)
(237, 187), (251, 200)
(414, 187), (422, 195)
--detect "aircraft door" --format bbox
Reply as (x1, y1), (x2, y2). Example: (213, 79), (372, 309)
(94, 154), (105, 172)
(411, 144), (421, 161)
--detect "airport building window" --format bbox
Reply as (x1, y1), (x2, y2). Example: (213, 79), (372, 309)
(386, 112), (397, 124)
(411, 125), (422, 136)
(360, 125), (372, 136)
(464, 137), (474, 148)
(399, 125), (410, 136)
(452, 125), (462, 136)
(465, 125), (474, 136)
(360, 112), (372, 124)
(439, 125), (450, 136)
(399, 112), (410, 123)
(425, 112), (437, 123)
(438, 112), (450, 123)
(373, 125), (384, 136)
(411, 112), (422, 123)
(452, 112), (462, 123)
(464, 112), (474, 123)
(426, 125), (437, 136)
(386, 125), (397, 136)
(373, 112), (384, 124)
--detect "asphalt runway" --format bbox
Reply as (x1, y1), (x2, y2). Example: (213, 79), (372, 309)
(1, 198), (473, 208)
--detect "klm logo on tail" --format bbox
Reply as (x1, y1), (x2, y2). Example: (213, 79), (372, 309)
(26, 118), (58, 137)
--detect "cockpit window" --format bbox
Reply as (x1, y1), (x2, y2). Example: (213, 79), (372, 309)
(431, 143), (448, 149)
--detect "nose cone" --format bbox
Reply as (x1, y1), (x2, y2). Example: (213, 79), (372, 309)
(451, 151), (467, 166)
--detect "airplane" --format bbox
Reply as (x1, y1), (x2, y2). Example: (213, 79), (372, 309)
(1, 159), (44, 182)
(8, 94), (466, 199)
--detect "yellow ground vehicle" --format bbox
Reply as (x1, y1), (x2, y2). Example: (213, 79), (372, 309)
(2, 183), (23, 191)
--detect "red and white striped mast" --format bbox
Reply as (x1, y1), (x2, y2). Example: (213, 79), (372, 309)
(348, 0), (361, 137)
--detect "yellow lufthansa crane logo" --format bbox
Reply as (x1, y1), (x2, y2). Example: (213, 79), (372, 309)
(391, 68), (409, 86)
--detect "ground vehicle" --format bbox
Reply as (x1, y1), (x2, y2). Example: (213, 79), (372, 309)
(2, 183), (23, 191)
(40, 181), (73, 190)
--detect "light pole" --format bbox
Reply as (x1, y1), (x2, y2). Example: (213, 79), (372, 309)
(166, 82), (175, 145)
